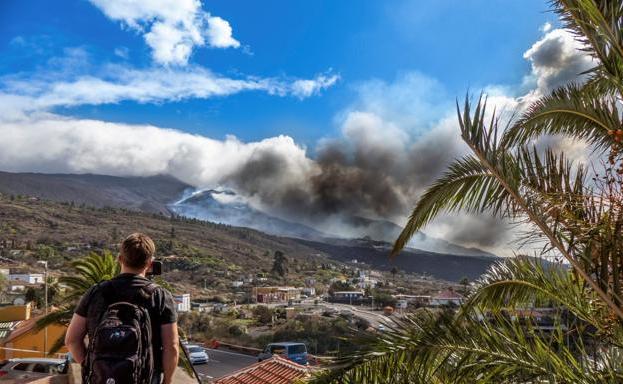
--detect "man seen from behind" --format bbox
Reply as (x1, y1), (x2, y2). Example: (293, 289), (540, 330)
(65, 233), (179, 384)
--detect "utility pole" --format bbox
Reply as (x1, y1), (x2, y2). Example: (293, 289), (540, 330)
(37, 261), (48, 357)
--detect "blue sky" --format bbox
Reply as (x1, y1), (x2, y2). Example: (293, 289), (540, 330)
(0, 0), (554, 144)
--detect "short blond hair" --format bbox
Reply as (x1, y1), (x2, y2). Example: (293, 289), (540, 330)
(120, 233), (155, 269)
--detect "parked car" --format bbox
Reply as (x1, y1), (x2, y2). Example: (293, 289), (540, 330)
(0, 358), (67, 381)
(185, 345), (209, 365)
(258, 342), (308, 365)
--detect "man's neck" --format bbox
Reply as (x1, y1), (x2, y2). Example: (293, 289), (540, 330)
(120, 266), (146, 277)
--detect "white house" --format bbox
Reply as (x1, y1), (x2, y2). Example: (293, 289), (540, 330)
(357, 277), (378, 289)
(431, 290), (464, 307)
(173, 294), (191, 312)
(302, 287), (316, 297)
(231, 281), (244, 288)
(9, 273), (44, 285)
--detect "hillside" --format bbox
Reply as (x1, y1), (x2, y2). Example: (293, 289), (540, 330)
(0, 172), (497, 259)
(0, 172), (190, 214)
(0, 194), (340, 296)
(295, 238), (497, 281)
(0, 193), (498, 283)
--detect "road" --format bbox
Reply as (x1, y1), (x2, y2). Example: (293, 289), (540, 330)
(192, 348), (257, 382)
(322, 302), (394, 327)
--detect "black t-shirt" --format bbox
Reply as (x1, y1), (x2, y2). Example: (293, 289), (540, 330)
(75, 273), (178, 371)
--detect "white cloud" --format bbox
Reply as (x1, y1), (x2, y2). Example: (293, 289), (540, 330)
(0, 113), (315, 189)
(206, 16), (240, 49)
(540, 22), (552, 33)
(523, 28), (594, 94)
(0, 65), (338, 115)
(88, 0), (240, 65)
(291, 73), (340, 99)
(114, 46), (130, 59)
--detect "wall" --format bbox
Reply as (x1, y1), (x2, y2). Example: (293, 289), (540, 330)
(0, 323), (67, 359)
(0, 304), (31, 322)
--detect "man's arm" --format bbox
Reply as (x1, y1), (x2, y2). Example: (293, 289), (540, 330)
(161, 322), (179, 384)
(65, 314), (88, 364)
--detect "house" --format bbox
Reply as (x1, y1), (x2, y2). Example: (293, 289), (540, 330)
(231, 281), (244, 288)
(191, 302), (212, 313)
(301, 287), (316, 297)
(431, 290), (464, 307)
(0, 305), (67, 359)
(214, 355), (311, 384)
(331, 291), (365, 302)
(357, 277), (378, 289)
(253, 287), (301, 304)
(9, 272), (44, 285)
(173, 294), (191, 312)
(394, 294), (431, 307)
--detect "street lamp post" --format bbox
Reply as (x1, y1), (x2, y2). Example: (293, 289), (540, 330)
(37, 261), (48, 357)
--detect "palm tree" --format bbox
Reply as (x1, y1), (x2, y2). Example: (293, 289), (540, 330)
(390, 267), (399, 284)
(316, 1), (623, 382)
(36, 251), (120, 353)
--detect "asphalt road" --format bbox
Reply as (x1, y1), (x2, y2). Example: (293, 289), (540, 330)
(322, 302), (393, 327)
(192, 348), (258, 382)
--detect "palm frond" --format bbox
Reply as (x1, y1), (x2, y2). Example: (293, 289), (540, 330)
(553, 0), (623, 93)
(503, 83), (620, 149)
(313, 308), (619, 384)
(393, 154), (512, 256)
(464, 257), (599, 326)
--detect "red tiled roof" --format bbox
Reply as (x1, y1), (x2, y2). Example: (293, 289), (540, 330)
(214, 355), (311, 384)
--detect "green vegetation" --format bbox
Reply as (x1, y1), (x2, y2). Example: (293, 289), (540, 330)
(36, 251), (120, 352)
(317, 1), (623, 382)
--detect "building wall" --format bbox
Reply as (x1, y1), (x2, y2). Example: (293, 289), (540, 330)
(0, 323), (67, 359)
(0, 304), (31, 322)
(9, 274), (44, 284)
(174, 294), (191, 312)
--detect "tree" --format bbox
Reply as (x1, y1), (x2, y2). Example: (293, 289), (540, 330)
(316, 1), (623, 382)
(271, 250), (288, 284)
(459, 277), (470, 295)
(390, 267), (398, 284)
(253, 305), (274, 325)
(36, 251), (120, 353)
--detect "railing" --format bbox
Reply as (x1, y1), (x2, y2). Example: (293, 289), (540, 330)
(206, 340), (262, 356)
(207, 340), (326, 366)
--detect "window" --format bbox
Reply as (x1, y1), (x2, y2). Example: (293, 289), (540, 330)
(188, 347), (203, 354)
(288, 345), (307, 354)
(32, 364), (48, 373)
(269, 345), (286, 355)
(12, 363), (29, 371)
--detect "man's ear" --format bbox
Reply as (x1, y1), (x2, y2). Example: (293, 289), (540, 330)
(144, 258), (153, 273)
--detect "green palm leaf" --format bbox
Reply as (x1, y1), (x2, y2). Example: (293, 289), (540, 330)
(503, 84), (620, 149)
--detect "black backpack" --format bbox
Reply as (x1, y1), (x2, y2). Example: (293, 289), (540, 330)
(84, 281), (157, 384)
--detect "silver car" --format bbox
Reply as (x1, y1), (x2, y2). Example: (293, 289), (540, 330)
(0, 358), (67, 381)
(186, 345), (209, 365)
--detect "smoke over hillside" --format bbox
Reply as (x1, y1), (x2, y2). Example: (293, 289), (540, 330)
(0, 28), (593, 254)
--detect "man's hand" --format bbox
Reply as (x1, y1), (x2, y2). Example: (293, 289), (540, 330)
(65, 314), (88, 364)
(161, 322), (179, 384)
